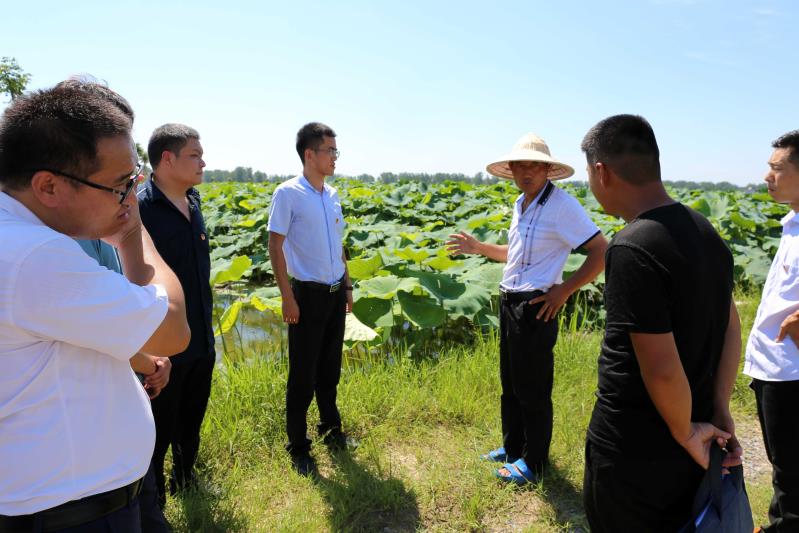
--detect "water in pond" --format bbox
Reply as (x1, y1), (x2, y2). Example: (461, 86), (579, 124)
(213, 296), (286, 363)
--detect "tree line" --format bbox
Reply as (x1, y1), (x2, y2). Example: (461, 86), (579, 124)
(203, 167), (762, 190)
(202, 168), (503, 184)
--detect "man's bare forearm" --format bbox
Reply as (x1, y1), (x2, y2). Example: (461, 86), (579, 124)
(129, 352), (157, 375)
(559, 234), (607, 296)
(632, 332), (693, 443)
(118, 226), (189, 355)
(714, 300), (741, 411)
(118, 227), (184, 303)
(476, 242), (508, 262)
(341, 250), (351, 285)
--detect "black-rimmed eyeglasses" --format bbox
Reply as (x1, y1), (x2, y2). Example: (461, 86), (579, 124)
(39, 162), (144, 205)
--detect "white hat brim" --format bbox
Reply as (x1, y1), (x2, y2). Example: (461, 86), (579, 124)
(486, 149), (575, 180)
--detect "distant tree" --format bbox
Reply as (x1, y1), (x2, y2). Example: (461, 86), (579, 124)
(231, 166), (253, 181)
(134, 143), (152, 176)
(0, 57), (31, 101)
(135, 143), (149, 165)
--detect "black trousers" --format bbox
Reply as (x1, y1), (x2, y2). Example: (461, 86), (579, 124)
(150, 355), (215, 507)
(583, 440), (704, 532)
(35, 499), (142, 533)
(285, 282), (346, 456)
(498, 293), (558, 474)
(139, 463), (170, 532)
(753, 378), (799, 533)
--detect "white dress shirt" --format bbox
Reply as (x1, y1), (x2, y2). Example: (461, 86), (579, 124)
(745, 210), (799, 381)
(0, 192), (168, 515)
(500, 183), (600, 292)
(267, 176), (346, 284)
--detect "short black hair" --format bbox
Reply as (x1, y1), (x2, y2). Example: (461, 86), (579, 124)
(148, 123), (200, 169)
(773, 130), (799, 169)
(54, 76), (134, 121)
(296, 122), (336, 164)
(0, 86), (132, 190)
(581, 114), (661, 184)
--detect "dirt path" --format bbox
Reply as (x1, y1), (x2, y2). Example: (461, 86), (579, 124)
(738, 416), (771, 486)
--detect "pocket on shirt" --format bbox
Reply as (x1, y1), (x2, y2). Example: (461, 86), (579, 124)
(332, 203), (345, 234)
(779, 263), (799, 298)
(532, 225), (561, 244)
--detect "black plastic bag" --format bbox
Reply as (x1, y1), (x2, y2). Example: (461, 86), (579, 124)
(679, 442), (754, 532)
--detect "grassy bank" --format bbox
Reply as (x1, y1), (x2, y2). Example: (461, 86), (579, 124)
(164, 293), (771, 532)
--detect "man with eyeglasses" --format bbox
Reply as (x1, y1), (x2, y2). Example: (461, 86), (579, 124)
(137, 124), (215, 508)
(268, 122), (353, 476)
(0, 86), (190, 531)
(55, 76), (173, 532)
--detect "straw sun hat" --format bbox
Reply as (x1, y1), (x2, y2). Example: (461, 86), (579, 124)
(486, 133), (575, 180)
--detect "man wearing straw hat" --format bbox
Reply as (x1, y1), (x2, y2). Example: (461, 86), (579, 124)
(447, 133), (607, 484)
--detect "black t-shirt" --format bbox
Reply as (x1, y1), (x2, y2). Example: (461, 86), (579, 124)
(587, 203), (733, 459)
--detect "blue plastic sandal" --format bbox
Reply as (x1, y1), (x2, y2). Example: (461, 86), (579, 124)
(480, 446), (518, 463)
(495, 458), (539, 486)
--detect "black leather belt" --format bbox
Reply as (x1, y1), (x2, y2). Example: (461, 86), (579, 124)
(499, 289), (545, 303)
(0, 478), (142, 532)
(292, 278), (344, 293)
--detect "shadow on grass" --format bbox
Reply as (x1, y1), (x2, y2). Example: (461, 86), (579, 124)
(314, 449), (421, 533)
(540, 462), (588, 532)
(173, 473), (248, 532)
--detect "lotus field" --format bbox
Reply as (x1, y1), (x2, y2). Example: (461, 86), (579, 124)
(203, 179), (784, 352)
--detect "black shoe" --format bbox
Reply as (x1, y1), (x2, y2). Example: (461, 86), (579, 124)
(168, 472), (198, 495)
(291, 453), (317, 477)
(323, 430), (347, 450)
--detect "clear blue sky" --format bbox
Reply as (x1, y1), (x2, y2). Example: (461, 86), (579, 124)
(2, 0), (796, 184)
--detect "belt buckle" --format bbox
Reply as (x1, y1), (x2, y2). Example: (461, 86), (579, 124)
(329, 282), (341, 293)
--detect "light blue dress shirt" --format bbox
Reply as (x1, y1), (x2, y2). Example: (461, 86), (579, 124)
(75, 239), (122, 274)
(267, 175), (346, 284)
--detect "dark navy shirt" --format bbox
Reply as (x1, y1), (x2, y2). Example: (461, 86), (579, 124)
(138, 178), (214, 362)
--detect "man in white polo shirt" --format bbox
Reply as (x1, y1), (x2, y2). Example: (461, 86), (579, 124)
(447, 133), (606, 484)
(0, 85), (189, 531)
(745, 130), (799, 533)
(267, 122), (353, 476)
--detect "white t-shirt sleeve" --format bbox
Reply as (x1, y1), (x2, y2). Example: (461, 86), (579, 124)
(11, 237), (169, 361)
(557, 194), (601, 250)
(267, 186), (291, 236)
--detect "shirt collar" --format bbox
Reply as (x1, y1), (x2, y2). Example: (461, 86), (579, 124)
(781, 210), (799, 227)
(514, 182), (553, 214)
(143, 176), (198, 205)
(299, 175), (329, 195)
(0, 191), (48, 227)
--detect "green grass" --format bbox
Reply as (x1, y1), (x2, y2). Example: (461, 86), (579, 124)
(163, 292), (772, 531)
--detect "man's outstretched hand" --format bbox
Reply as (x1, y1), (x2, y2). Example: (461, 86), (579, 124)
(446, 231), (480, 256)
